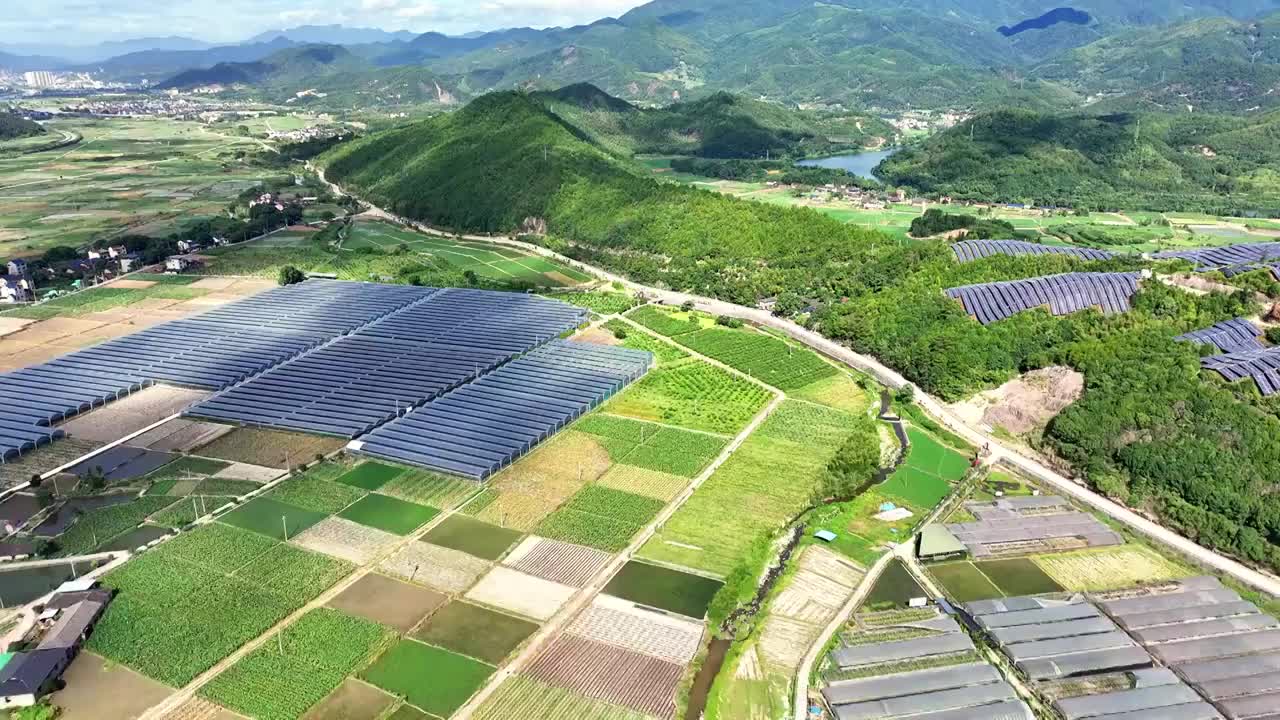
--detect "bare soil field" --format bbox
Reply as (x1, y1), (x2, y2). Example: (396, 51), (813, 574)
(0, 437), (102, 490)
(192, 427), (346, 468)
(109, 279), (158, 290)
(327, 572), (447, 632)
(503, 536), (612, 587)
(526, 635), (684, 718)
(465, 566), (576, 621)
(379, 540), (491, 594)
(301, 678), (397, 720)
(568, 595), (704, 664)
(757, 546), (864, 670)
(293, 517), (399, 565)
(574, 326), (623, 346)
(131, 419), (233, 453)
(158, 696), (246, 720)
(0, 317), (34, 337)
(212, 462), (284, 483)
(57, 385), (211, 443)
(596, 465), (687, 502)
(51, 652), (174, 720)
(950, 366), (1083, 435)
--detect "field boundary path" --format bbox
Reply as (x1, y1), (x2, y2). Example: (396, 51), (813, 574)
(452, 328), (788, 718)
(318, 173), (1280, 598)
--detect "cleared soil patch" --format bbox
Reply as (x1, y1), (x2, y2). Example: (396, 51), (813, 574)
(569, 594), (704, 664)
(465, 566), (576, 621)
(51, 651), (174, 720)
(212, 462), (284, 483)
(110, 279), (159, 289)
(474, 676), (655, 720)
(338, 493), (438, 536)
(132, 419), (232, 453)
(379, 541), (491, 594)
(422, 515), (522, 560)
(361, 639), (494, 718)
(596, 464), (687, 502)
(301, 677), (397, 720)
(503, 536), (612, 587)
(951, 366), (1084, 436)
(327, 573), (446, 633)
(193, 427), (346, 468)
(604, 562), (723, 619)
(58, 385), (211, 442)
(293, 517), (399, 565)
(759, 546), (864, 669)
(527, 635), (683, 718)
(157, 697), (246, 720)
(0, 317), (34, 336)
(413, 601), (539, 664)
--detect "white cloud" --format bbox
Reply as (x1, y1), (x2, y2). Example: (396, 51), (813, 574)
(395, 3), (439, 19)
(361, 0), (401, 11)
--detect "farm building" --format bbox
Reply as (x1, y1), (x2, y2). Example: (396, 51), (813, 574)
(0, 649), (71, 709)
(918, 524), (967, 561)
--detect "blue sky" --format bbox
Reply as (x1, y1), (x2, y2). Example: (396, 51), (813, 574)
(4, 0), (649, 46)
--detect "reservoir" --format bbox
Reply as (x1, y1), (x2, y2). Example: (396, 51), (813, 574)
(797, 148), (897, 179)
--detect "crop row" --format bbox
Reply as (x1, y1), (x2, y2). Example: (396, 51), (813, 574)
(547, 291), (639, 315)
(677, 327), (837, 391)
(606, 361), (771, 435)
(627, 306), (705, 336)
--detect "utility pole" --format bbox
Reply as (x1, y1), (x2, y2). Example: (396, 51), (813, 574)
(282, 516), (289, 542)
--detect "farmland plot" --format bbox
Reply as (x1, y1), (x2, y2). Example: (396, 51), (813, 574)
(360, 639), (495, 718)
(266, 474), (367, 514)
(526, 635), (684, 718)
(1033, 546), (1190, 591)
(596, 465), (688, 501)
(379, 541), (491, 593)
(676, 327), (837, 391)
(337, 493), (438, 536)
(605, 361), (771, 435)
(378, 469), (478, 509)
(474, 676), (656, 720)
(469, 431), (610, 531)
(326, 573), (446, 632)
(627, 306), (708, 337)
(465, 566), (576, 621)
(568, 595), (704, 664)
(413, 601), (539, 664)
(504, 536), (612, 587)
(535, 485), (664, 552)
(292, 517), (399, 565)
(422, 515), (523, 560)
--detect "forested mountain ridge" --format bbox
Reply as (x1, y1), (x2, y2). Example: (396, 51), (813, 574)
(876, 108), (1280, 212)
(0, 113), (45, 141)
(319, 88), (1280, 575)
(158, 45), (370, 90)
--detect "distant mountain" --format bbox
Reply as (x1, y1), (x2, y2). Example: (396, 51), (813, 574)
(86, 37), (298, 82)
(0, 36), (212, 64)
(0, 51), (68, 72)
(158, 44), (369, 90)
(244, 25), (418, 46)
(1032, 12), (1280, 112)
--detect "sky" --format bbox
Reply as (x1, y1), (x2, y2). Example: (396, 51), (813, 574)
(2, 0), (650, 47)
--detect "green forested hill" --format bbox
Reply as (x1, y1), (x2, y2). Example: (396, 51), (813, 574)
(0, 113), (45, 141)
(536, 85), (893, 158)
(320, 88), (1280, 577)
(1034, 13), (1280, 112)
(876, 108), (1280, 212)
(159, 44), (370, 89)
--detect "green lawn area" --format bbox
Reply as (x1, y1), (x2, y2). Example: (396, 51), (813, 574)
(337, 493), (439, 536)
(361, 639), (495, 717)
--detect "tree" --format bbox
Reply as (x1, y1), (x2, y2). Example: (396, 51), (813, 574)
(681, 300), (696, 312)
(895, 385), (916, 404)
(278, 265), (306, 286)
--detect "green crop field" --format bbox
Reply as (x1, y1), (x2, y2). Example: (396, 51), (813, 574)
(335, 462), (406, 491)
(929, 561), (1004, 603)
(475, 676), (655, 720)
(0, 275), (213, 321)
(903, 428), (971, 480)
(626, 306), (709, 337)
(421, 515), (522, 560)
(412, 602), (538, 664)
(863, 559), (926, 610)
(361, 639), (495, 717)
(535, 485), (664, 552)
(201, 608), (393, 720)
(976, 558), (1064, 596)
(343, 219), (589, 287)
(337, 493), (439, 536)
(88, 525), (350, 687)
(55, 496), (179, 556)
(0, 116), (278, 261)
(265, 474), (368, 514)
(676, 327), (838, 390)
(220, 497), (330, 541)
(879, 466), (952, 508)
(814, 490), (925, 567)
(604, 361), (771, 435)
(604, 561), (723, 619)
(544, 291), (637, 314)
(642, 401), (865, 575)
(379, 470), (481, 510)
(601, 320), (690, 365)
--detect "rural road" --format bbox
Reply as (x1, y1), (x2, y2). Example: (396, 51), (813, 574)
(321, 182), (1280, 600)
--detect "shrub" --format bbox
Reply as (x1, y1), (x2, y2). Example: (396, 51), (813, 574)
(278, 265), (305, 285)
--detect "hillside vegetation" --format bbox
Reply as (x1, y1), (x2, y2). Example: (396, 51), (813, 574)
(0, 112), (45, 141)
(877, 108), (1280, 213)
(320, 88), (1280, 577)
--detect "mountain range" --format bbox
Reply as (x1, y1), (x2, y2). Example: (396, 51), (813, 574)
(5, 2), (1280, 113)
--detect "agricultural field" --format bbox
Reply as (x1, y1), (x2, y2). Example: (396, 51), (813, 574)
(378, 468), (479, 509)
(326, 572), (446, 633)
(575, 413), (726, 478)
(413, 601), (538, 664)
(927, 561), (1005, 602)
(603, 561), (723, 619)
(641, 400), (866, 575)
(474, 676), (654, 720)
(337, 493), (439, 536)
(342, 219), (591, 287)
(675, 327), (838, 390)
(465, 430), (610, 531)
(334, 461), (405, 491)
(422, 515), (522, 560)
(88, 523), (352, 687)
(601, 319), (690, 365)
(360, 639), (495, 718)
(878, 427), (970, 508)
(626, 306), (712, 337)
(1032, 545), (1192, 591)
(863, 559), (926, 610)
(544, 291), (638, 315)
(193, 427), (346, 468)
(0, 116), (278, 260)
(603, 360), (772, 434)
(200, 608), (393, 720)
(812, 490), (925, 567)
(535, 485), (665, 552)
